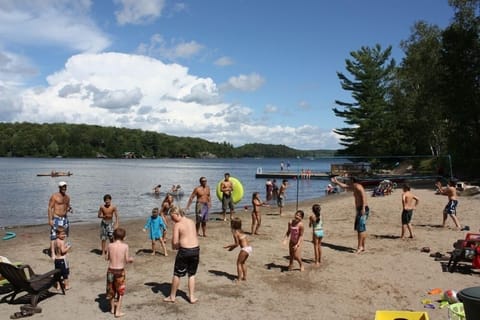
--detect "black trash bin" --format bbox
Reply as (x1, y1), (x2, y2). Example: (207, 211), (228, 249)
(458, 286), (480, 320)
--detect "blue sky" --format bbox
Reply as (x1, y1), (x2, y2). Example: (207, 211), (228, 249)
(0, 0), (454, 150)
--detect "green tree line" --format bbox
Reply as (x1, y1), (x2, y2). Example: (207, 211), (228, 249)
(0, 122), (335, 159)
(332, 0), (479, 177)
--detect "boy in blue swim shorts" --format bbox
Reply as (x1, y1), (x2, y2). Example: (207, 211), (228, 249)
(435, 180), (461, 229)
(354, 206), (370, 233)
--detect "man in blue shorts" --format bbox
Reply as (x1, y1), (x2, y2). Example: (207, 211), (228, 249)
(185, 176), (212, 237)
(48, 181), (72, 247)
(331, 176), (369, 254)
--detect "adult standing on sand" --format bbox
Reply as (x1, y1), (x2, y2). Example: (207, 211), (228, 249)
(220, 173), (235, 221)
(435, 180), (461, 229)
(185, 176), (212, 237)
(164, 206), (200, 304)
(331, 176), (369, 253)
(48, 181), (72, 243)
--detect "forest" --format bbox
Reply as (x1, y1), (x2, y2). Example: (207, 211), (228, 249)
(332, 0), (479, 176)
(0, 122), (335, 159)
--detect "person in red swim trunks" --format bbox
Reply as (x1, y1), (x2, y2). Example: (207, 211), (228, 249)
(106, 228), (133, 318)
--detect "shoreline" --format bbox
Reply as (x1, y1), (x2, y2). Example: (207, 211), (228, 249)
(0, 191), (351, 230)
(1, 187), (479, 319)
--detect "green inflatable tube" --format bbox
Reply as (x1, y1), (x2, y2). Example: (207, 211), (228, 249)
(216, 176), (244, 204)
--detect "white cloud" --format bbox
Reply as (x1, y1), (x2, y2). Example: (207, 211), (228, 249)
(0, 1), (110, 53)
(5, 52), (338, 149)
(182, 83), (221, 105)
(222, 73), (265, 92)
(298, 100), (311, 110)
(264, 104), (278, 114)
(214, 56), (234, 67)
(0, 50), (37, 83)
(114, 0), (166, 25)
(136, 34), (204, 61)
(0, 82), (23, 121)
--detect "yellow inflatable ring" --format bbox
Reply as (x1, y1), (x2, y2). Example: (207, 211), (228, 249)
(216, 176), (244, 204)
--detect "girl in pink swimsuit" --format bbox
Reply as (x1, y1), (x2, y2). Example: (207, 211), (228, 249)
(283, 210), (305, 271)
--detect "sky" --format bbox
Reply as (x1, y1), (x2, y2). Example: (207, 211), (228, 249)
(0, 0), (455, 150)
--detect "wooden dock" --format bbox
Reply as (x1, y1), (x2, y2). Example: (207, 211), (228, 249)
(255, 169), (441, 186)
(255, 171), (330, 180)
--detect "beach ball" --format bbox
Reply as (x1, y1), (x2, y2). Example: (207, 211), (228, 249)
(443, 289), (459, 303)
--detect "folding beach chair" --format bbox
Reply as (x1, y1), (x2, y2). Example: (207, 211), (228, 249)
(0, 262), (65, 308)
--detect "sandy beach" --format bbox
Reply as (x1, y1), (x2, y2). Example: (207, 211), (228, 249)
(1, 186), (479, 320)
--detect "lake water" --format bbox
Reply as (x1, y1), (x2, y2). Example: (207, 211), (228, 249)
(0, 157), (347, 227)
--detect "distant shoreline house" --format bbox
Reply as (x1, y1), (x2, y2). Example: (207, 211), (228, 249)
(123, 151), (136, 159)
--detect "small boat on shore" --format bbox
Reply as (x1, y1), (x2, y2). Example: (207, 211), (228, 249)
(37, 171), (73, 177)
(456, 181), (480, 196)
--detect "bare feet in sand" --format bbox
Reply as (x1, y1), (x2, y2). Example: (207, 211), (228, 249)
(189, 297), (198, 304)
(115, 312), (125, 318)
(163, 296), (176, 303)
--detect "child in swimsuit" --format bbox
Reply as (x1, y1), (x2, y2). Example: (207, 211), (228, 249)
(283, 210), (305, 271)
(224, 217), (252, 282)
(143, 207), (168, 256)
(308, 204), (323, 266)
(106, 228), (133, 318)
(251, 192), (267, 235)
(51, 226), (71, 290)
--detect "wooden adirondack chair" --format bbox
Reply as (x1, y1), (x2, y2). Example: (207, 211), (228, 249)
(0, 262), (65, 308)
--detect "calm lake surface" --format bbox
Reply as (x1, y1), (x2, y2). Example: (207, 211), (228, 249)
(0, 157), (348, 227)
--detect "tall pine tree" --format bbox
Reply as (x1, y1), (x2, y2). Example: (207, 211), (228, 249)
(332, 44), (396, 156)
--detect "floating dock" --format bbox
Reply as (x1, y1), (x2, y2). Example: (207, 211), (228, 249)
(255, 170), (330, 180)
(255, 168), (440, 186)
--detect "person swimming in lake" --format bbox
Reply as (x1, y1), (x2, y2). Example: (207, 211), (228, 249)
(153, 184), (161, 195)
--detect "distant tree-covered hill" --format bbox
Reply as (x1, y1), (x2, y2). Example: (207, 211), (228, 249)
(0, 122), (337, 158)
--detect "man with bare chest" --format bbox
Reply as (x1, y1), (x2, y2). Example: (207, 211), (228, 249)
(98, 194), (119, 255)
(221, 173), (235, 221)
(185, 177), (212, 237)
(48, 181), (72, 242)
(331, 176), (370, 253)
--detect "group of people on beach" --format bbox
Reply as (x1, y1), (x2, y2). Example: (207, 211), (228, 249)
(44, 172), (463, 317)
(328, 175), (463, 252)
